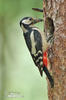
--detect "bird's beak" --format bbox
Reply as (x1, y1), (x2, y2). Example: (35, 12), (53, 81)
(32, 18), (43, 25)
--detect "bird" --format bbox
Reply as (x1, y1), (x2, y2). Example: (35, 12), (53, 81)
(20, 17), (54, 88)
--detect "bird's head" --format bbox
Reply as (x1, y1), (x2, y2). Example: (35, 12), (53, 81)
(20, 17), (43, 33)
(20, 17), (43, 27)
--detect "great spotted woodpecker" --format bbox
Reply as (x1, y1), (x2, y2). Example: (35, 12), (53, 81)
(20, 17), (54, 88)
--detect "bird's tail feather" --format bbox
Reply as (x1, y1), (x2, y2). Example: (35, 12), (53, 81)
(43, 66), (54, 88)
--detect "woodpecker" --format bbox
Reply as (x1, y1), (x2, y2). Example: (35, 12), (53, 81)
(20, 17), (54, 88)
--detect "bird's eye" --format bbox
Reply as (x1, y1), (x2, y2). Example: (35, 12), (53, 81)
(29, 18), (32, 20)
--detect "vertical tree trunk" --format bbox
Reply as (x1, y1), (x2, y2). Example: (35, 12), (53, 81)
(43, 0), (66, 100)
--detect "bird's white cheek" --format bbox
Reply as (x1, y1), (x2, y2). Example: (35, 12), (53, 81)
(22, 19), (31, 25)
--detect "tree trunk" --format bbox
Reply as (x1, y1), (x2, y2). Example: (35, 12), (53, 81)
(43, 0), (66, 100)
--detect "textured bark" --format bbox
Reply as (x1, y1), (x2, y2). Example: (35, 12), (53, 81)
(43, 0), (66, 100)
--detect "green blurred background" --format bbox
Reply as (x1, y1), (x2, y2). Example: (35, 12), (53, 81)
(0, 0), (48, 100)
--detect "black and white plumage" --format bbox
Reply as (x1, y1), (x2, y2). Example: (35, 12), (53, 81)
(20, 17), (48, 75)
(20, 17), (54, 87)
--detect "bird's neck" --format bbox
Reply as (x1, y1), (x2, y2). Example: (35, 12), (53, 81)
(22, 24), (32, 33)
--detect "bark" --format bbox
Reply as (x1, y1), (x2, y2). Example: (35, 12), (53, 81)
(43, 0), (66, 100)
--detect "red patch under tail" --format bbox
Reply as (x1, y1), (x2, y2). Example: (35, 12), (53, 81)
(43, 51), (47, 67)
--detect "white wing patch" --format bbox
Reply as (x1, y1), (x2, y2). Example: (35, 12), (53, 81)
(32, 27), (48, 52)
(30, 31), (36, 54)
